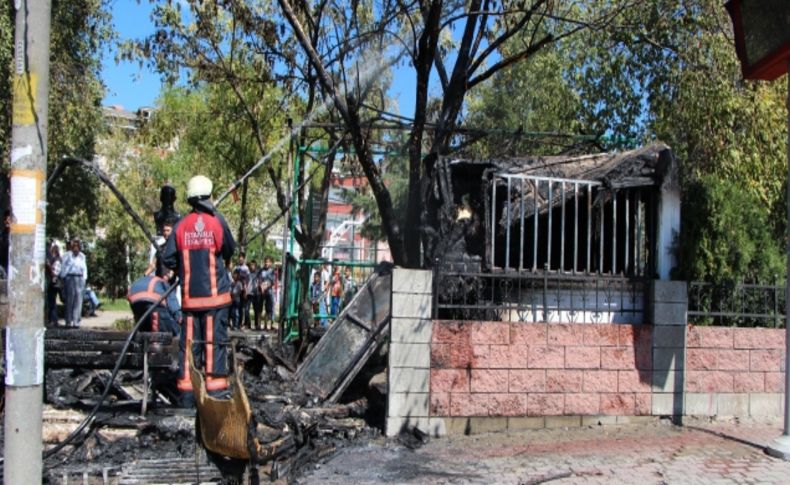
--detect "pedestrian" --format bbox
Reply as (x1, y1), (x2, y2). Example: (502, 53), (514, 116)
(163, 175), (235, 407)
(342, 266), (356, 309)
(330, 270), (343, 316)
(246, 259), (262, 330)
(145, 219), (175, 277)
(319, 262), (331, 326)
(59, 237), (88, 328)
(83, 285), (101, 316)
(45, 242), (62, 326)
(234, 253), (251, 328)
(258, 256), (276, 330)
(309, 271), (322, 327)
(230, 269), (244, 329)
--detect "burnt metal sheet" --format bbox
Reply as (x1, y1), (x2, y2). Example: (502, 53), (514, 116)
(296, 263), (392, 402)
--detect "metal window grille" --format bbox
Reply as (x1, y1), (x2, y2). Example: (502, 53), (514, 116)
(489, 174), (654, 277)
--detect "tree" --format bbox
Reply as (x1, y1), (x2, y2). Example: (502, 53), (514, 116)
(2, 1), (112, 240)
(140, 85), (284, 250)
(121, 0), (344, 263)
(466, 41), (588, 157)
(466, 0), (788, 282)
(675, 175), (784, 284)
(0, 1), (12, 164)
(47, 0), (113, 239)
(275, 0), (635, 267)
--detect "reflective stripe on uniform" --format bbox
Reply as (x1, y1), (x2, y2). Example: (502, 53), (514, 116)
(206, 314), (214, 376)
(181, 293), (231, 311)
(206, 376), (228, 391)
(177, 315), (194, 392)
(182, 249), (191, 303)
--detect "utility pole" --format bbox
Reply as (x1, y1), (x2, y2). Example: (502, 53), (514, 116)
(4, 1), (52, 483)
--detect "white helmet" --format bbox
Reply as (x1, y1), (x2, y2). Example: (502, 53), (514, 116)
(186, 175), (213, 200)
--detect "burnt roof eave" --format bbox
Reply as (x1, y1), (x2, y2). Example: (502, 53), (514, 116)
(445, 142), (675, 189)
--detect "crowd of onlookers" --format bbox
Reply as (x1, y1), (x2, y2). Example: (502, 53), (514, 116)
(229, 253), (278, 330)
(309, 262), (358, 326)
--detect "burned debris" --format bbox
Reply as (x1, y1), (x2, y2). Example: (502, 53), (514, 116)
(25, 265), (395, 484)
(427, 143), (676, 322)
(426, 142), (675, 273)
(34, 334), (387, 484)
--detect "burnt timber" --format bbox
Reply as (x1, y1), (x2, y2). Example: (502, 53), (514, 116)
(425, 142), (676, 277)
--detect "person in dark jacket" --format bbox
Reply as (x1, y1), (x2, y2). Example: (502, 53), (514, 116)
(127, 271), (181, 336)
(162, 175), (235, 406)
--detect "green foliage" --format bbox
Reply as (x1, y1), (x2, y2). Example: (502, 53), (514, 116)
(467, 43), (586, 156)
(675, 176), (785, 285)
(467, 0), (788, 284)
(113, 317), (134, 331)
(0, 2), (12, 162)
(0, 1), (112, 272)
(88, 232), (130, 299)
(46, 0), (114, 239)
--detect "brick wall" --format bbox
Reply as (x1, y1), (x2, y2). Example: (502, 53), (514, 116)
(386, 273), (787, 437)
(684, 326), (785, 417)
(429, 321), (654, 420)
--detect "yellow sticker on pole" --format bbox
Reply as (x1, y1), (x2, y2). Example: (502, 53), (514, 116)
(12, 73), (38, 126)
(9, 169), (44, 234)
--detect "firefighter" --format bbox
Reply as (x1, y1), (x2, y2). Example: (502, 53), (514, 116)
(163, 175), (236, 406)
(127, 270), (181, 336)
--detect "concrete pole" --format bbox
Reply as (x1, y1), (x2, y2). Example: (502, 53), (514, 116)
(767, 59), (790, 460)
(4, 1), (52, 482)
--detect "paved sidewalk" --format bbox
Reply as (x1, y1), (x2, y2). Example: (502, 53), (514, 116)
(58, 309), (132, 329)
(296, 420), (790, 484)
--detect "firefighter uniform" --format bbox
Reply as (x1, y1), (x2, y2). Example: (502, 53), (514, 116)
(127, 274), (181, 336)
(162, 176), (235, 404)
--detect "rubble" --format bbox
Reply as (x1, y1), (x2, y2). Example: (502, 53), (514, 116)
(25, 333), (386, 484)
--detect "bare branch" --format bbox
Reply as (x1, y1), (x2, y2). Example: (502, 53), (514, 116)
(467, 33), (554, 90)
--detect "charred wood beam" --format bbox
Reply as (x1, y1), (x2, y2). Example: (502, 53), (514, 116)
(45, 353), (175, 369)
(45, 329), (174, 344)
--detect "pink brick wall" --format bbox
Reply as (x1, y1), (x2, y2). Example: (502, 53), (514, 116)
(430, 321), (653, 418)
(685, 326), (786, 394)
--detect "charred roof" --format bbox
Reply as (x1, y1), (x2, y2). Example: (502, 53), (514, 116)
(447, 142), (676, 190)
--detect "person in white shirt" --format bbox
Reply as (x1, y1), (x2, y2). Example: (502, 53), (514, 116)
(59, 237), (88, 328)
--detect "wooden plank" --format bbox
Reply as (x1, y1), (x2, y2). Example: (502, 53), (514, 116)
(45, 328), (173, 344)
(45, 353), (175, 369)
(44, 341), (142, 352)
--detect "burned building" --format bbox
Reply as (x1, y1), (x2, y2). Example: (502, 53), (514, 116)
(428, 143), (679, 324)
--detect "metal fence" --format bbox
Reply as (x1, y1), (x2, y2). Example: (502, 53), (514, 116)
(687, 281), (786, 327)
(281, 258), (380, 342)
(489, 174), (656, 277)
(433, 267), (647, 324)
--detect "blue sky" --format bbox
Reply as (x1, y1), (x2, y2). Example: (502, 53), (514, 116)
(102, 1), (161, 110)
(102, 2), (421, 116)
